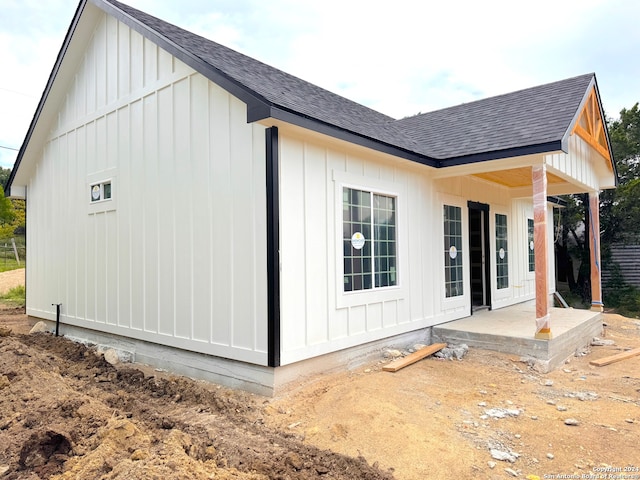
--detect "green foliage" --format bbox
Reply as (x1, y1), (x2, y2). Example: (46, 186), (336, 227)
(557, 193), (592, 301)
(9, 199), (25, 235)
(603, 265), (640, 318)
(0, 185), (14, 228)
(600, 103), (640, 313)
(0, 285), (25, 306)
(0, 167), (11, 190)
(609, 103), (640, 183)
(601, 103), (640, 245)
(558, 102), (640, 304)
(611, 179), (640, 239)
(0, 168), (24, 237)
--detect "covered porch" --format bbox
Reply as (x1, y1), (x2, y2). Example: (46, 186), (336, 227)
(431, 80), (616, 351)
(432, 300), (603, 372)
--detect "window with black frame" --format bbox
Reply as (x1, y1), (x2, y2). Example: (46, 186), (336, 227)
(528, 218), (535, 272)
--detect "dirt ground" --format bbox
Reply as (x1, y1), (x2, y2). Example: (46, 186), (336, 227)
(0, 267), (639, 479)
(0, 268), (24, 295)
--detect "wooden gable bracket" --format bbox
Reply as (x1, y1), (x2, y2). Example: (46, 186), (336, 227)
(572, 88), (612, 163)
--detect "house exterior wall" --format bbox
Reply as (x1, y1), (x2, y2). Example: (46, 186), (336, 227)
(546, 135), (607, 192)
(277, 130), (555, 365)
(25, 14), (269, 365)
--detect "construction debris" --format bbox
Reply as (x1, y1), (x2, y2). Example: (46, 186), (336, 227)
(382, 343), (446, 372)
(434, 343), (469, 360)
(589, 346), (640, 367)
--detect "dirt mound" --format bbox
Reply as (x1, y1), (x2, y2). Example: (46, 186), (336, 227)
(2, 305), (640, 479)
(0, 321), (394, 479)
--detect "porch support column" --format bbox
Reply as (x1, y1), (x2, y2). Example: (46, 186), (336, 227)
(533, 164), (552, 339)
(589, 192), (604, 312)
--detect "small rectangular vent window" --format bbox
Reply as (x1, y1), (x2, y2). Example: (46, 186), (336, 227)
(91, 181), (112, 203)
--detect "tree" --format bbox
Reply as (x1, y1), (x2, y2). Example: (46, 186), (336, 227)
(557, 103), (640, 304)
(557, 193), (591, 302)
(602, 103), (640, 245)
(10, 198), (25, 235)
(0, 167), (11, 190)
(0, 185), (16, 238)
(0, 167), (25, 237)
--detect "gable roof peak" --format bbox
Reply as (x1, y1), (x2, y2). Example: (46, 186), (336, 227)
(394, 73), (599, 161)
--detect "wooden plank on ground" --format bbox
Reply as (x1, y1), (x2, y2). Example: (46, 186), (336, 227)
(382, 343), (447, 372)
(589, 347), (640, 367)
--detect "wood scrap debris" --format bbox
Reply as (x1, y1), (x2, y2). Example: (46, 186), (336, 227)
(383, 343), (447, 372)
(589, 346), (640, 367)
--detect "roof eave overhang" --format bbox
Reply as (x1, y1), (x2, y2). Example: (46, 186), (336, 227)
(251, 106), (439, 168)
(436, 140), (564, 168)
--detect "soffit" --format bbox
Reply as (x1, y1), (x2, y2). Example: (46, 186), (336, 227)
(473, 168), (566, 188)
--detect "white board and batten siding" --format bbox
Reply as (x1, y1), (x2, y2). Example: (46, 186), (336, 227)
(433, 177), (554, 309)
(25, 14), (269, 365)
(277, 140), (563, 366)
(278, 133), (436, 365)
(546, 135), (614, 193)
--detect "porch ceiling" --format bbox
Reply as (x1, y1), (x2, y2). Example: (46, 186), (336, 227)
(473, 167), (565, 188)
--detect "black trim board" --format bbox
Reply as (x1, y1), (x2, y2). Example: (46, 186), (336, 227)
(467, 200), (490, 211)
(264, 107), (439, 168)
(437, 141), (564, 168)
(266, 127), (281, 368)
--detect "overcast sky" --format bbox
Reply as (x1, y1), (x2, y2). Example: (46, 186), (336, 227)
(1, 0), (639, 170)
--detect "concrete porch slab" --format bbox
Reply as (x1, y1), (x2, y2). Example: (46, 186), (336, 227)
(432, 301), (604, 372)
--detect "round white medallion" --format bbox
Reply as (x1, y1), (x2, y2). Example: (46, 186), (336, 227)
(351, 232), (365, 250)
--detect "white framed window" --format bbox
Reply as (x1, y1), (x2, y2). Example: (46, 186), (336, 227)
(443, 204), (464, 298)
(90, 181), (112, 203)
(343, 187), (397, 292)
(527, 218), (535, 272)
(333, 170), (406, 308)
(495, 213), (509, 289)
(87, 168), (117, 214)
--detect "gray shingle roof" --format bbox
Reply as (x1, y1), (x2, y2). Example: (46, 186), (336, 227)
(394, 73), (595, 161)
(6, 0), (612, 198)
(101, 2), (600, 166)
(104, 0), (424, 158)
